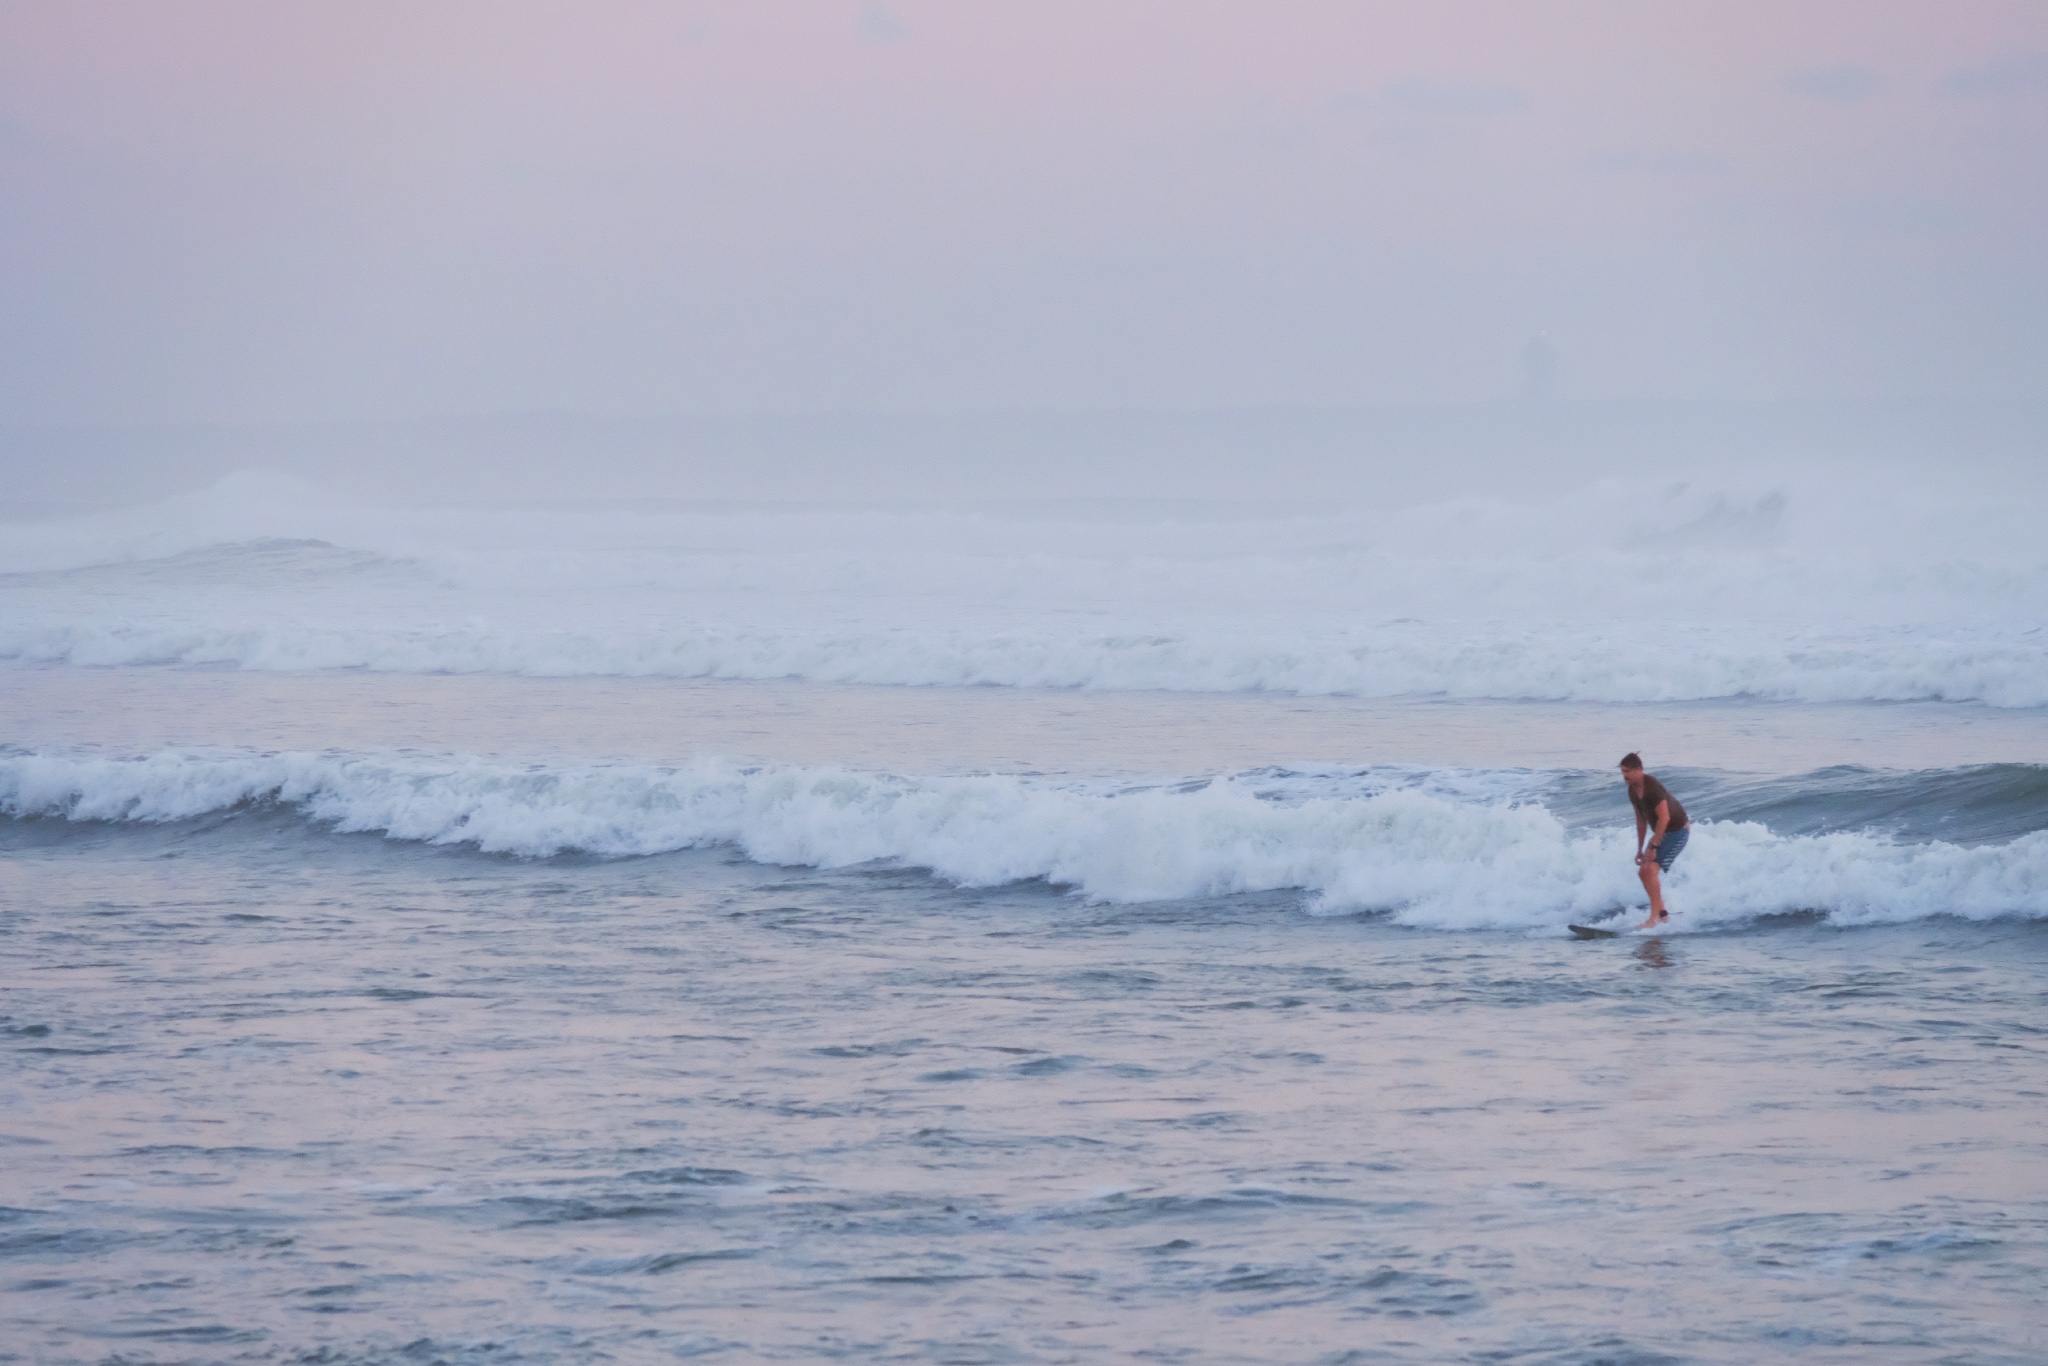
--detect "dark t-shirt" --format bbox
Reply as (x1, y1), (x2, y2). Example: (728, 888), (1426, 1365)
(1630, 774), (1689, 831)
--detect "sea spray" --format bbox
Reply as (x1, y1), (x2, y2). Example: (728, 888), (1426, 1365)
(6, 472), (2047, 704)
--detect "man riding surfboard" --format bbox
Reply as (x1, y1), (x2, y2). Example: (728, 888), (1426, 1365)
(1620, 752), (1688, 929)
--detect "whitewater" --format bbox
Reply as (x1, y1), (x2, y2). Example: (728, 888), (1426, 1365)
(4, 468), (2048, 706)
(5, 747), (2046, 931)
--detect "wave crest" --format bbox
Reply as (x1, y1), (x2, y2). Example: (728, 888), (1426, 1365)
(5, 750), (2042, 930)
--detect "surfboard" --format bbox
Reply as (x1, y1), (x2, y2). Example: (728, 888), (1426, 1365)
(1568, 924), (1620, 939)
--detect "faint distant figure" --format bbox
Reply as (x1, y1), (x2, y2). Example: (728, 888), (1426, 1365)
(1521, 334), (1557, 400)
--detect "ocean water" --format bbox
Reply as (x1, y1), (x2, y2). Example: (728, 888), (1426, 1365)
(3, 469), (2046, 706)
(4, 478), (2048, 1363)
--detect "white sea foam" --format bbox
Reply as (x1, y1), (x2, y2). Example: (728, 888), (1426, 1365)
(3, 470), (2046, 705)
(5, 749), (2042, 930)
(6, 617), (2048, 707)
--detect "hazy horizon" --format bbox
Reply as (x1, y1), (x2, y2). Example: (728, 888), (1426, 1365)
(6, 393), (2044, 518)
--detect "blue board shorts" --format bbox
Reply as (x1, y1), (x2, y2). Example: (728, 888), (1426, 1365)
(1649, 827), (1689, 872)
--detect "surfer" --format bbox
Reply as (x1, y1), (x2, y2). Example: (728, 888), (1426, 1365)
(1620, 752), (1688, 929)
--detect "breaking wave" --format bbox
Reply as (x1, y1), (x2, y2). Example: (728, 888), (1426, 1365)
(4, 471), (2046, 705)
(5, 749), (2043, 931)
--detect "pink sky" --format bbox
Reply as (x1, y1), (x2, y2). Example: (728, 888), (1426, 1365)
(2, 1), (2045, 420)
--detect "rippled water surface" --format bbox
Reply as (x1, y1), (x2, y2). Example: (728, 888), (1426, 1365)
(6, 814), (2047, 1365)
(5, 669), (2048, 1363)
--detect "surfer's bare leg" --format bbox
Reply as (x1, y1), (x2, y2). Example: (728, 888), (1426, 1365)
(1636, 854), (1668, 929)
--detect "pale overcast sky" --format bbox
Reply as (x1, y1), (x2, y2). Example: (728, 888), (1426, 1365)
(2, 1), (2044, 423)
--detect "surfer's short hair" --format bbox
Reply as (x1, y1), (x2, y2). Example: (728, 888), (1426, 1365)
(1618, 752), (1643, 770)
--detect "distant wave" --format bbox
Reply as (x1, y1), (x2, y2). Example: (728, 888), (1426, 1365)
(6, 749), (2043, 930)
(5, 617), (2048, 706)
(4, 471), (2046, 705)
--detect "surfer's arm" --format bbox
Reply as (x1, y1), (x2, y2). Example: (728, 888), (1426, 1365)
(1634, 811), (1647, 855)
(1649, 800), (1670, 845)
